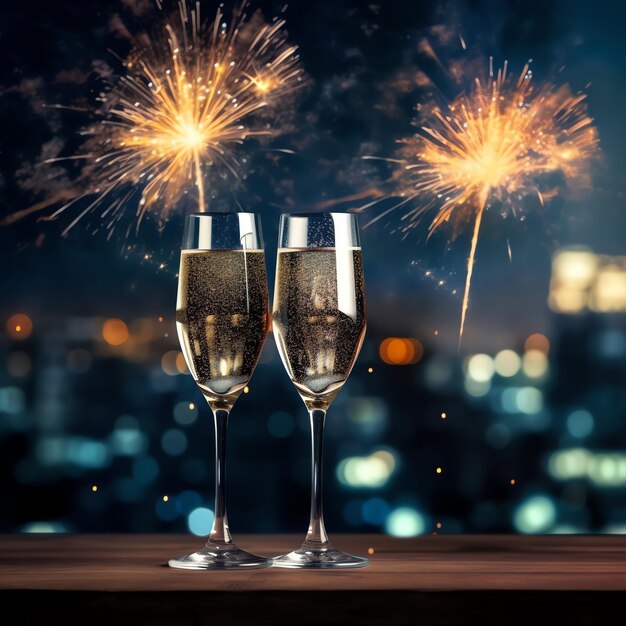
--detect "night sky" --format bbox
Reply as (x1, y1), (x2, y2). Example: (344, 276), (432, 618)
(2, 0), (625, 349)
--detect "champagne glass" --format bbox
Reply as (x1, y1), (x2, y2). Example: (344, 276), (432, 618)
(169, 212), (271, 569)
(271, 212), (369, 568)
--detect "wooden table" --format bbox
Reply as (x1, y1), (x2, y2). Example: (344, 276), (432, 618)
(2, 534), (625, 625)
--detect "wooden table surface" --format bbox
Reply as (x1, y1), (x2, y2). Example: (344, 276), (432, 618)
(2, 534), (626, 625)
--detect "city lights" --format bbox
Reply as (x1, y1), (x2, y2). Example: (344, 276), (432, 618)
(161, 350), (182, 375)
(501, 386), (543, 414)
(549, 248), (626, 314)
(591, 263), (626, 312)
(36, 436), (110, 469)
(0, 264), (618, 540)
(110, 418), (147, 456)
(187, 507), (215, 537)
(385, 507), (425, 537)
(549, 448), (626, 487)
(337, 449), (397, 488)
(494, 350), (521, 378)
(175, 352), (188, 374)
(6, 313), (33, 340)
(21, 522), (67, 534)
(466, 353), (495, 382)
(522, 350), (548, 379)
(524, 333), (550, 354)
(102, 318), (129, 346)
(566, 410), (594, 439)
(513, 495), (556, 534)
(379, 337), (424, 365)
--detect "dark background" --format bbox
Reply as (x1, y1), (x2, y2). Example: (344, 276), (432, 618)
(1, 0), (626, 537)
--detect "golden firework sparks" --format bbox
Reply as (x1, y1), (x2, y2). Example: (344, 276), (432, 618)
(14, 1), (303, 234)
(369, 60), (599, 344)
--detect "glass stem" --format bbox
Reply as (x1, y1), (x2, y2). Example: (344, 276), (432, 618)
(208, 408), (232, 545)
(303, 408), (330, 549)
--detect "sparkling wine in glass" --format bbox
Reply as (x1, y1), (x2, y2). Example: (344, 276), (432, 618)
(271, 212), (369, 568)
(169, 212), (271, 569)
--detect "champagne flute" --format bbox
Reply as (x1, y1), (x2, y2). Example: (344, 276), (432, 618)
(271, 212), (369, 568)
(169, 212), (271, 569)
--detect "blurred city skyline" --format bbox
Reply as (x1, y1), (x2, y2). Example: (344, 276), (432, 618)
(2, 0), (626, 536)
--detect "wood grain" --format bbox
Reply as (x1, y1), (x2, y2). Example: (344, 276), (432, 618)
(2, 534), (625, 625)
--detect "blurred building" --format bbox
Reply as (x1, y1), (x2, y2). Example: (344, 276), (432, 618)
(3, 249), (626, 536)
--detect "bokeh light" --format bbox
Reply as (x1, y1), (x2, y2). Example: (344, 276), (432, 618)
(7, 313), (33, 340)
(336, 449), (397, 489)
(385, 506), (425, 537)
(494, 350), (521, 377)
(522, 350), (548, 378)
(175, 352), (188, 374)
(21, 521), (67, 533)
(102, 318), (129, 346)
(188, 507), (215, 536)
(379, 337), (423, 365)
(501, 386), (544, 414)
(466, 354), (494, 382)
(566, 409), (594, 439)
(524, 333), (550, 354)
(161, 351), (182, 376)
(513, 495), (556, 533)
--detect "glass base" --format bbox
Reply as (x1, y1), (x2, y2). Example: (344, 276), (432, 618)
(168, 542), (271, 570)
(272, 546), (369, 569)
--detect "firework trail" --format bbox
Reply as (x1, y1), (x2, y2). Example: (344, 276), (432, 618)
(7, 1), (304, 235)
(367, 59), (599, 344)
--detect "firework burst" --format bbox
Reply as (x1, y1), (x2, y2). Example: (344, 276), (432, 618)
(368, 60), (599, 343)
(10, 1), (303, 235)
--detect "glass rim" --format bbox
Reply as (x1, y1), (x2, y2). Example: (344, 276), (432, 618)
(182, 211), (264, 250)
(278, 211), (359, 218)
(185, 211), (261, 218)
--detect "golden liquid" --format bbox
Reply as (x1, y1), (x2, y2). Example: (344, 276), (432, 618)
(272, 248), (366, 410)
(176, 249), (269, 410)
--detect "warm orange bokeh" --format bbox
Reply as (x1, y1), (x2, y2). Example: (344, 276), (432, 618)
(524, 333), (550, 354)
(7, 313), (33, 340)
(102, 318), (129, 346)
(175, 352), (188, 374)
(379, 337), (424, 365)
